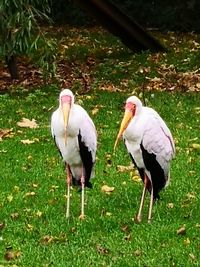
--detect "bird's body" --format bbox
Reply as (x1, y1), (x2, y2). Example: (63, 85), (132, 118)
(124, 105), (175, 198)
(114, 96), (175, 223)
(51, 89), (97, 219)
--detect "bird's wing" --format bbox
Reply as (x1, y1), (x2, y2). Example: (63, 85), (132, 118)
(142, 111), (175, 174)
(50, 109), (63, 155)
(78, 112), (97, 163)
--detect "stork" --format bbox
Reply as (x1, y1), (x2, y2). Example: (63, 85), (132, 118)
(114, 96), (175, 223)
(51, 89), (97, 219)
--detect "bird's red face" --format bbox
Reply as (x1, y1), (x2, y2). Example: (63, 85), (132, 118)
(61, 95), (72, 145)
(114, 101), (136, 150)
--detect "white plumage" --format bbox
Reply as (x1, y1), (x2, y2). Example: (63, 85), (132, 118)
(51, 89), (97, 219)
(114, 95), (175, 223)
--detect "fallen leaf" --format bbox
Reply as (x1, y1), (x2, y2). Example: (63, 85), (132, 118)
(21, 139), (35, 144)
(124, 234), (131, 241)
(17, 118), (38, 128)
(40, 235), (54, 244)
(134, 249), (142, 256)
(117, 164), (134, 172)
(34, 210), (42, 218)
(4, 249), (21, 261)
(0, 128), (14, 141)
(186, 192), (196, 199)
(131, 175), (141, 182)
(96, 244), (109, 254)
(189, 253), (196, 260)
(101, 185), (115, 194)
(10, 213), (20, 220)
(40, 234), (67, 244)
(167, 203), (174, 209)
(13, 186), (20, 193)
(91, 107), (99, 115)
(191, 143), (200, 150)
(121, 225), (130, 233)
(0, 222), (5, 230)
(184, 238), (190, 245)
(177, 225), (186, 235)
(7, 194), (13, 202)
(25, 192), (36, 197)
(26, 224), (34, 232)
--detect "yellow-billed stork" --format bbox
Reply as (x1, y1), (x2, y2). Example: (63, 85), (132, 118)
(51, 89), (97, 219)
(114, 96), (175, 223)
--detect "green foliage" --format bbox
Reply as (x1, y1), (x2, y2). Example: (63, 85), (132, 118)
(0, 0), (58, 80)
(0, 0), (50, 57)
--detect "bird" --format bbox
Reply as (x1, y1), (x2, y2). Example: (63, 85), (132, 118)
(51, 89), (97, 219)
(114, 95), (175, 223)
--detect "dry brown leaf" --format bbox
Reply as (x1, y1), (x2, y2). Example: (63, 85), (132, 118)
(191, 143), (200, 150)
(0, 128), (14, 141)
(4, 249), (21, 261)
(101, 185), (115, 194)
(0, 222), (5, 230)
(186, 192), (196, 199)
(26, 224), (34, 232)
(96, 244), (109, 254)
(21, 139), (35, 145)
(167, 203), (174, 209)
(25, 192), (36, 197)
(134, 249), (142, 257)
(116, 164), (134, 172)
(189, 253), (196, 260)
(184, 238), (190, 245)
(131, 175), (141, 182)
(177, 225), (186, 235)
(35, 210), (43, 217)
(10, 212), (19, 220)
(91, 107), (99, 115)
(40, 235), (54, 244)
(17, 117), (38, 128)
(40, 234), (67, 244)
(7, 194), (13, 202)
(124, 233), (131, 241)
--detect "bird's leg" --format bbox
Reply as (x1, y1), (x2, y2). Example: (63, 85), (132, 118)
(79, 167), (85, 220)
(66, 164), (71, 219)
(148, 186), (154, 224)
(135, 183), (147, 223)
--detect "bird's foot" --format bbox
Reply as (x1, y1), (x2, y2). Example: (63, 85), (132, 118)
(147, 218), (152, 224)
(79, 214), (86, 220)
(65, 213), (70, 220)
(134, 214), (142, 224)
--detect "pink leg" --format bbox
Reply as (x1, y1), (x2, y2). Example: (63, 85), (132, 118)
(135, 175), (148, 223)
(66, 165), (71, 219)
(148, 186), (154, 224)
(79, 166), (85, 219)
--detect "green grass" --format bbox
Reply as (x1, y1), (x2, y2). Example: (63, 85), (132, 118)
(0, 87), (200, 266)
(1, 27), (200, 266)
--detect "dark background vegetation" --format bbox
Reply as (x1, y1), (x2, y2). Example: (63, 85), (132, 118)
(51, 0), (200, 32)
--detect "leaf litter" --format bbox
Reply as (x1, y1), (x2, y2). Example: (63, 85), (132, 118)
(17, 118), (38, 129)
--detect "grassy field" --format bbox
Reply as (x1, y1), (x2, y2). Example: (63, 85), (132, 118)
(0, 28), (200, 266)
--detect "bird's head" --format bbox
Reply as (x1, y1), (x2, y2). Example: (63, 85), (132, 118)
(59, 89), (74, 145)
(114, 96), (142, 150)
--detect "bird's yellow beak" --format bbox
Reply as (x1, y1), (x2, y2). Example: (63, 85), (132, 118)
(62, 102), (71, 145)
(114, 109), (133, 151)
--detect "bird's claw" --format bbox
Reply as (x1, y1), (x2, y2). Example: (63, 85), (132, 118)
(79, 214), (86, 220)
(134, 215), (142, 224)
